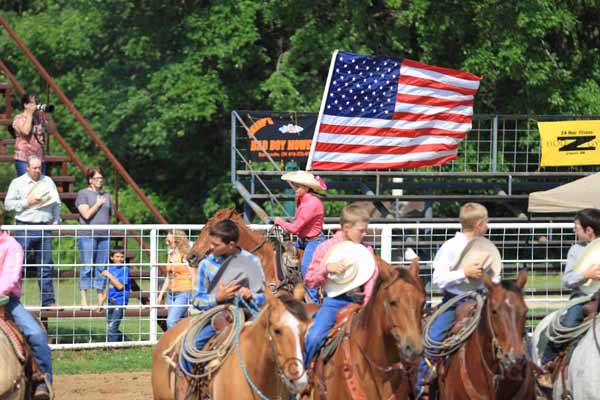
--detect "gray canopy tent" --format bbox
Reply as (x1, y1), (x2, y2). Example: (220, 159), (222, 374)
(528, 172), (600, 213)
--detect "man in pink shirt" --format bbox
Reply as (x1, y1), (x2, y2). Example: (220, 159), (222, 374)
(0, 206), (53, 400)
(275, 170), (327, 303)
(302, 203), (379, 371)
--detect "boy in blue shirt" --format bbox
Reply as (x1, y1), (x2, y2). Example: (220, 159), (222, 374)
(101, 248), (131, 342)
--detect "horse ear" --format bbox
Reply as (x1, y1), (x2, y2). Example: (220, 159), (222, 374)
(377, 258), (393, 281)
(515, 269), (528, 289)
(481, 272), (495, 290)
(408, 258), (420, 280)
(265, 286), (276, 306)
(292, 283), (306, 302)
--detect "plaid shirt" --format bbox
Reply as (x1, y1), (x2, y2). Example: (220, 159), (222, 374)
(193, 248), (265, 311)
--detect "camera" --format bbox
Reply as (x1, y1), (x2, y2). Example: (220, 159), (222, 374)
(36, 103), (55, 113)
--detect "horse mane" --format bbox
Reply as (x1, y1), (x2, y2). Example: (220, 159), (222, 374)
(276, 293), (309, 322)
(358, 262), (421, 327)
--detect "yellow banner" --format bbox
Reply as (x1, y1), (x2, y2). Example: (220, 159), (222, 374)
(538, 120), (600, 167)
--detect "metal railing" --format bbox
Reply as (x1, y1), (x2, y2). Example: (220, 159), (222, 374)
(1, 221), (577, 349)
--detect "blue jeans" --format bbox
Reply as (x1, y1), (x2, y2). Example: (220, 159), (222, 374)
(167, 291), (192, 330)
(107, 307), (129, 342)
(14, 226), (55, 306)
(298, 235), (325, 304)
(416, 293), (472, 392)
(78, 236), (110, 290)
(7, 297), (53, 383)
(541, 298), (586, 364)
(15, 160), (46, 177)
(180, 324), (216, 374)
(303, 295), (354, 370)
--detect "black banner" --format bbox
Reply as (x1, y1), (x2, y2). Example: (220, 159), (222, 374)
(238, 111), (317, 163)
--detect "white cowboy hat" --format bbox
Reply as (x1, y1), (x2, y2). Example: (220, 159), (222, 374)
(281, 170), (327, 191)
(574, 238), (600, 295)
(322, 241), (377, 298)
(450, 237), (503, 291)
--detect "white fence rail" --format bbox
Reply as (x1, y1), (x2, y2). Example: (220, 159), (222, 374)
(2, 222), (575, 349)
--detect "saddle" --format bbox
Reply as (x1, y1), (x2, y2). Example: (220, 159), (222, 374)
(315, 304), (361, 368)
(275, 240), (301, 288)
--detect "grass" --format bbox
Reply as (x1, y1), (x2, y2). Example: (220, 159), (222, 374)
(53, 347), (154, 374)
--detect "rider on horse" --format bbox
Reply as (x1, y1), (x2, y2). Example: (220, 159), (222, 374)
(0, 205), (53, 399)
(416, 202), (498, 399)
(303, 204), (379, 372)
(179, 219), (266, 376)
(274, 170), (327, 304)
(539, 208), (600, 387)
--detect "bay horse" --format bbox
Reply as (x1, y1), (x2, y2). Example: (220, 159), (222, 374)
(433, 270), (535, 400)
(151, 289), (311, 400)
(310, 259), (425, 400)
(186, 209), (280, 284)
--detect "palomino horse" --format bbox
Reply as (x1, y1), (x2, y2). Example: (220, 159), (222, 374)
(151, 289), (311, 399)
(0, 308), (30, 399)
(433, 270), (534, 400)
(186, 209), (280, 284)
(310, 259), (425, 399)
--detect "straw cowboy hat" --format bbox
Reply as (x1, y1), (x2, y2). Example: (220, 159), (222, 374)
(451, 237), (503, 291)
(281, 170), (327, 191)
(574, 238), (600, 295)
(322, 241), (376, 298)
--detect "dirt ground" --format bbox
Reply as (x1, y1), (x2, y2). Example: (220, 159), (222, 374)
(54, 371), (153, 400)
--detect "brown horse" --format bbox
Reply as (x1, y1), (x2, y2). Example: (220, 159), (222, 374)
(0, 307), (31, 400)
(434, 270), (535, 400)
(151, 289), (311, 400)
(310, 259), (425, 400)
(186, 209), (279, 284)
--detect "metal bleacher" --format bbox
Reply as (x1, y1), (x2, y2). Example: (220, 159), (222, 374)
(231, 111), (600, 222)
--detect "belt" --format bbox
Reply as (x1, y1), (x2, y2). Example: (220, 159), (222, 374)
(302, 234), (323, 242)
(15, 220), (49, 225)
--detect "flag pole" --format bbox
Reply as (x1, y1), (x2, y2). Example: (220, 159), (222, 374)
(306, 49), (339, 171)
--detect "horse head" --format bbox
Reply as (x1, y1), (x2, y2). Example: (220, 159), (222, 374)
(261, 288), (311, 393)
(481, 269), (529, 372)
(186, 209), (267, 267)
(361, 258), (426, 364)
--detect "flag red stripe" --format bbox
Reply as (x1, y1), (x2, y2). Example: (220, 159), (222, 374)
(392, 112), (472, 124)
(315, 142), (458, 155)
(398, 75), (478, 96)
(319, 123), (467, 139)
(395, 93), (473, 109)
(402, 58), (482, 82)
(312, 154), (458, 170)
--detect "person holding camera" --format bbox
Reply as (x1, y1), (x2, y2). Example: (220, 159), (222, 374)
(11, 93), (49, 177)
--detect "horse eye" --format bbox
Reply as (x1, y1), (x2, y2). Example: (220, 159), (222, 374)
(491, 309), (498, 315)
(273, 328), (282, 336)
(389, 300), (398, 307)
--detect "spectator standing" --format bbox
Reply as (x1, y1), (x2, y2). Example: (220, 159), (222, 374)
(157, 230), (194, 329)
(4, 155), (60, 307)
(11, 93), (47, 176)
(0, 205), (54, 399)
(76, 166), (113, 308)
(100, 248), (131, 342)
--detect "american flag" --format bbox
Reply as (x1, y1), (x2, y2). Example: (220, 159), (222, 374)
(306, 51), (482, 170)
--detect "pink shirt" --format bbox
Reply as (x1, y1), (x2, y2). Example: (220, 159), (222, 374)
(0, 232), (25, 298)
(12, 113), (44, 161)
(304, 231), (379, 305)
(275, 192), (324, 239)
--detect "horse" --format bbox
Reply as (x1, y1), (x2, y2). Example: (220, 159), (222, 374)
(532, 308), (600, 400)
(151, 289), (311, 400)
(309, 258), (425, 400)
(0, 307), (30, 400)
(433, 270), (534, 400)
(186, 209), (281, 285)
